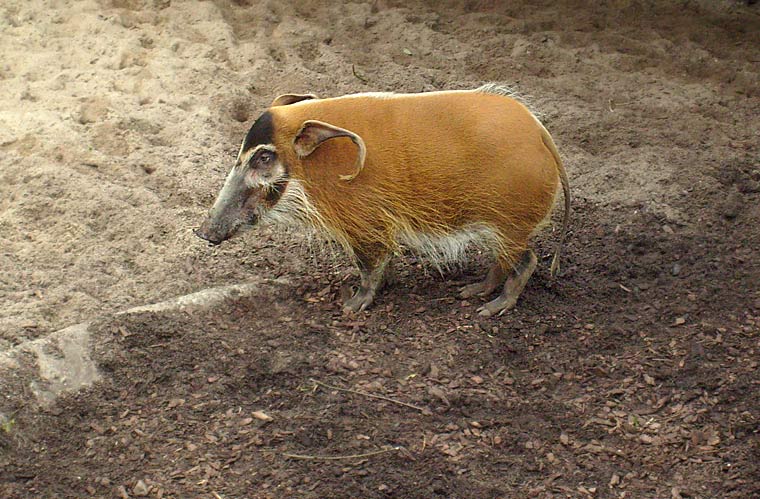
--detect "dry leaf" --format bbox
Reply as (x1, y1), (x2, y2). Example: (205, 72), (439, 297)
(428, 386), (450, 406)
(252, 411), (273, 421)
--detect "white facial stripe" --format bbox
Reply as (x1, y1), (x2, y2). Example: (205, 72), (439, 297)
(238, 144), (277, 167)
(236, 138), (246, 162)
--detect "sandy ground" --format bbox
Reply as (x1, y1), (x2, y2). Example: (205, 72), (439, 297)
(1, 0), (759, 498)
(1, 0), (756, 349)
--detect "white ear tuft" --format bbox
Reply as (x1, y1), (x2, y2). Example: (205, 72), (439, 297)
(271, 93), (319, 107)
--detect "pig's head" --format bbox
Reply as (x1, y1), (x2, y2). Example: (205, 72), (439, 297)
(195, 111), (287, 245)
(195, 94), (366, 246)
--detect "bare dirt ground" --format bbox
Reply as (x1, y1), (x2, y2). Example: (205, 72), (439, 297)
(1, 0), (759, 498)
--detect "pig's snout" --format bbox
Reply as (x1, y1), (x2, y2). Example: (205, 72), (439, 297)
(196, 166), (260, 247)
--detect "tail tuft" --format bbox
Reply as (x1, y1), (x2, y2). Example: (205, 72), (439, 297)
(550, 252), (560, 278)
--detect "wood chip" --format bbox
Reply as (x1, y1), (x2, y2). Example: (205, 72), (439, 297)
(133, 480), (149, 497)
(167, 398), (185, 409)
(610, 473), (620, 487)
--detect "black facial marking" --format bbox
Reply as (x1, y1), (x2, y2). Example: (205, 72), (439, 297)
(264, 179), (289, 207)
(242, 111), (274, 153)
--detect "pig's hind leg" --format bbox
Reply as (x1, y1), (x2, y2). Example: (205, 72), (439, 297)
(459, 263), (507, 299)
(477, 249), (537, 317)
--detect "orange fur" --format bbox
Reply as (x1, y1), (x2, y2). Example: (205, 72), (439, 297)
(270, 88), (567, 271)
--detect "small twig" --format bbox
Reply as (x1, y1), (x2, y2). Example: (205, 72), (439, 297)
(352, 64), (369, 84)
(212, 492), (224, 499)
(310, 378), (429, 413)
(282, 446), (401, 461)
(148, 342), (171, 349)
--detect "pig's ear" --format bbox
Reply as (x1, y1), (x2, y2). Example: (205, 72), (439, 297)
(293, 120), (366, 181)
(271, 93), (318, 107)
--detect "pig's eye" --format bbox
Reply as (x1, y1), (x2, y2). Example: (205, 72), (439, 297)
(259, 151), (274, 164)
